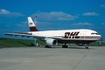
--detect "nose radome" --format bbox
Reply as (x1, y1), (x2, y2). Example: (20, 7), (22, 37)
(99, 35), (102, 40)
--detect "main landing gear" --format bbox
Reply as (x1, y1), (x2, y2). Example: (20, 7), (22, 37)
(45, 45), (51, 48)
(62, 43), (68, 48)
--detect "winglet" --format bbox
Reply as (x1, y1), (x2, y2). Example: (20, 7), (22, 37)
(28, 17), (38, 31)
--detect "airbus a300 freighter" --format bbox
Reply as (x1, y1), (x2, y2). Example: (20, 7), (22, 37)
(4, 17), (102, 49)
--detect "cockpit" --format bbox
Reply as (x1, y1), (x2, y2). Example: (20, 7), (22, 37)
(91, 32), (99, 35)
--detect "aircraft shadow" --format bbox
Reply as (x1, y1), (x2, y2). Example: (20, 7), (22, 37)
(48, 46), (93, 49)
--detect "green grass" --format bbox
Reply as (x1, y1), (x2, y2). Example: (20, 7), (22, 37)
(0, 37), (45, 48)
(89, 42), (105, 46)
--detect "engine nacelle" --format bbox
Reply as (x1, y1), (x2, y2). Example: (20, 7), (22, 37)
(45, 38), (58, 46)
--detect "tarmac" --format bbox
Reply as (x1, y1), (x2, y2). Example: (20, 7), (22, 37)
(0, 46), (105, 70)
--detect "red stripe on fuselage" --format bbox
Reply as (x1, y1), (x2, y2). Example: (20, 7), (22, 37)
(30, 27), (38, 31)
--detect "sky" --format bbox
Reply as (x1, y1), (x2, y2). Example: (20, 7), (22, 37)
(0, 0), (105, 40)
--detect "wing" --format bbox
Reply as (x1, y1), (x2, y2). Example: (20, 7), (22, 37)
(4, 33), (45, 39)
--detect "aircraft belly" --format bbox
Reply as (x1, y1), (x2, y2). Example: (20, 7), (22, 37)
(57, 39), (95, 43)
(56, 36), (101, 43)
(64, 38), (100, 40)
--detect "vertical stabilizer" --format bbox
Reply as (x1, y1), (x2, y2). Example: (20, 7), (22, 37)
(28, 17), (38, 31)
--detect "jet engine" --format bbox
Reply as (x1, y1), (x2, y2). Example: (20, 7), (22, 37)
(45, 38), (58, 46)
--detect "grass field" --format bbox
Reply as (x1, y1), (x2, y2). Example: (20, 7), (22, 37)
(0, 37), (105, 48)
(0, 37), (45, 48)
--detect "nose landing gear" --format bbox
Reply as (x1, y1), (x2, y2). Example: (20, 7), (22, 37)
(85, 44), (89, 49)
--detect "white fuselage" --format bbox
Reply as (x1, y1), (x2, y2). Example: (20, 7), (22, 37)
(30, 29), (101, 41)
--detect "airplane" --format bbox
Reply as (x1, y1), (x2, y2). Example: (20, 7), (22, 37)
(4, 17), (102, 49)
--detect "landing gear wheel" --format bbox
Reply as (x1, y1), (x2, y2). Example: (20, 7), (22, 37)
(45, 45), (51, 48)
(85, 47), (89, 49)
(84, 44), (89, 49)
(62, 45), (68, 48)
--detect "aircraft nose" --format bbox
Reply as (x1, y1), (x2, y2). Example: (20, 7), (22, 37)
(99, 35), (102, 40)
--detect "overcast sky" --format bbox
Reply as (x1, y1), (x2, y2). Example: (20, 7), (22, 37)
(0, 0), (105, 40)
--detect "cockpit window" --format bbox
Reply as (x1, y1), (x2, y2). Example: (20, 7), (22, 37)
(91, 33), (99, 35)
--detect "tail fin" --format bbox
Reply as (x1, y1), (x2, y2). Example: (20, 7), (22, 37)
(27, 17), (38, 31)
